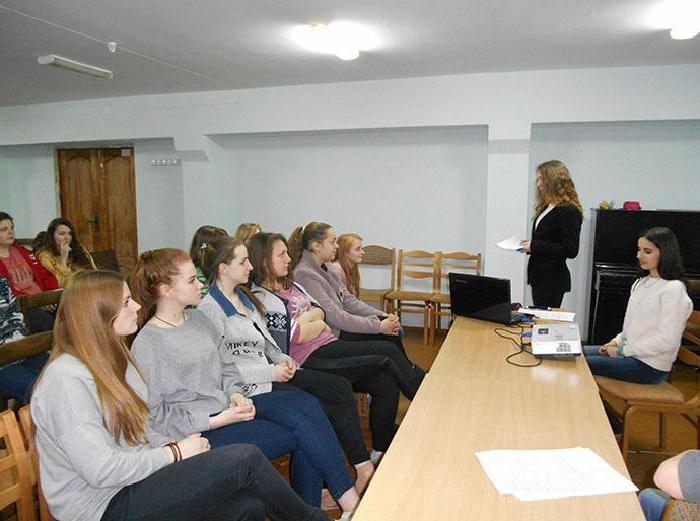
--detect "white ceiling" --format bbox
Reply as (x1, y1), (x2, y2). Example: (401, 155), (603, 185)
(1, 0), (698, 107)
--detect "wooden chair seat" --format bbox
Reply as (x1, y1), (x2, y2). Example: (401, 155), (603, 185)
(594, 376), (686, 405)
(662, 498), (700, 521)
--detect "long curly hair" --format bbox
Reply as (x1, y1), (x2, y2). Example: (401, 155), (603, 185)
(534, 160), (583, 217)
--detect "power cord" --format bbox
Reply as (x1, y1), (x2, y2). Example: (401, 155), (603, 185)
(494, 326), (542, 367)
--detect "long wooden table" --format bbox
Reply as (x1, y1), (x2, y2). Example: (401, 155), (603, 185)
(353, 317), (644, 520)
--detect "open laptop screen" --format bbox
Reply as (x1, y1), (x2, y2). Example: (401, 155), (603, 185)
(449, 273), (511, 316)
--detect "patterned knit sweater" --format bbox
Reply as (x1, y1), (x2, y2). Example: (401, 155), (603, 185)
(0, 276), (27, 345)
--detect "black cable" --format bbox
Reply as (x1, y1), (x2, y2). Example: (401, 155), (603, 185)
(494, 326), (542, 368)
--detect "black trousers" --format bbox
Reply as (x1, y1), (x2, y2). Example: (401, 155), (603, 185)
(102, 444), (329, 521)
(289, 367), (370, 465)
(303, 339), (426, 451)
(531, 285), (566, 308)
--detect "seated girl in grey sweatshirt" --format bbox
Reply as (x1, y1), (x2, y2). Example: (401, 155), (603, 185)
(31, 269), (330, 521)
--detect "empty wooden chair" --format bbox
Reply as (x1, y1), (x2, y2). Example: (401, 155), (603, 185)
(357, 245), (396, 313)
(0, 409), (34, 521)
(429, 251), (482, 344)
(19, 405), (54, 521)
(385, 250), (439, 345)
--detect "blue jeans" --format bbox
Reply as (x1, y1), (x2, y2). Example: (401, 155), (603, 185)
(639, 488), (670, 521)
(204, 386), (353, 506)
(583, 346), (668, 384)
(0, 352), (49, 404)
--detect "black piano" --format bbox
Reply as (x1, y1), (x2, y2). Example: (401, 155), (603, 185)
(588, 209), (700, 344)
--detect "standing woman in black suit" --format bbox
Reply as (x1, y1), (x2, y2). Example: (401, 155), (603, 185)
(520, 160), (583, 308)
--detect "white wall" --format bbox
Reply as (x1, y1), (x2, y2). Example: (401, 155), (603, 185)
(1, 64), (699, 316)
(208, 126), (488, 248)
(0, 145), (57, 237)
(0, 139), (185, 251)
(530, 120), (700, 337)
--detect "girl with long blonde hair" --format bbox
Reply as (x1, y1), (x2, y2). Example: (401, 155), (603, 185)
(332, 233), (363, 297)
(31, 269), (330, 521)
(520, 160), (583, 307)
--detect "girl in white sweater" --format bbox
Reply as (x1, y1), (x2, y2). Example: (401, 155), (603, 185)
(584, 227), (693, 384)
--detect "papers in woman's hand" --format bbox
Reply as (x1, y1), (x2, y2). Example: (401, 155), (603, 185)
(475, 447), (637, 501)
(496, 237), (524, 251)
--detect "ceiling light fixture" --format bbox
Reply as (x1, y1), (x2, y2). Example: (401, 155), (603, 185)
(290, 22), (380, 60)
(648, 0), (700, 39)
(37, 54), (114, 79)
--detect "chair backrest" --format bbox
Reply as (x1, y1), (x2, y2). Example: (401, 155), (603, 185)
(0, 410), (34, 521)
(19, 406), (54, 521)
(360, 245), (396, 291)
(90, 249), (120, 272)
(395, 250), (439, 292)
(15, 238), (33, 249)
(18, 289), (63, 313)
(683, 310), (700, 347)
(435, 251), (482, 294)
(0, 331), (53, 366)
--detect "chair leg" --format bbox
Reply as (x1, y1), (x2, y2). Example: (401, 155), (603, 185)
(621, 408), (633, 463)
(659, 412), (666, 451)
(423, 303), (429, 345)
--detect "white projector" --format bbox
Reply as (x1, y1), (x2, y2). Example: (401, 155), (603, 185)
(531, 323), (582, 358)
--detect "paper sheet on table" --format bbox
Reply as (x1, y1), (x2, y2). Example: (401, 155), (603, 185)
(475, 447), (637, 502)
(518, 308), (576, 322)
(496, 236), (524, 251)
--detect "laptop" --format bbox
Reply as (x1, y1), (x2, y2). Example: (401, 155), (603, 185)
(531, 323), (582, 358)
(449, 273), (525, 325)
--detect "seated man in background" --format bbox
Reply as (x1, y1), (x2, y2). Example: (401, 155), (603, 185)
(0, 275), (50, 404)
(639, 450), (700, 521)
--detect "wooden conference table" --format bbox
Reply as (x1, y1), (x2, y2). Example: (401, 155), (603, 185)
(352, 317), (644, 520)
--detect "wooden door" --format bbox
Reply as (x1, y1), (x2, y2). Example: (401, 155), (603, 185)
(57, 148), (138, 271)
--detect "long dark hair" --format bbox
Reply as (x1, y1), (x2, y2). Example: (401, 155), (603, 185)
(248, 232), (291, 289)
(287, 221), (332, 270)
(637, 227), (688, 289)
(201, 236), (266, 316)
(189, 225), (228, 272)
(34, 218), (93, 269)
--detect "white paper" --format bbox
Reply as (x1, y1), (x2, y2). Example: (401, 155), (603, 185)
(519, 308), (576, 322)
(496, 236), (524, 251)
(475, 447), (637, 502)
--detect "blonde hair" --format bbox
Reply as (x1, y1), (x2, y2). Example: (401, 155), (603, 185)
(234, 222), (262, 245)
(44, 270), (149, 445)
(336, 233), (363, 297)
(534, 160), (583, 217)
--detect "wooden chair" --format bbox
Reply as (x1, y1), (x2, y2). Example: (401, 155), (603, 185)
(594, 345), (700, 463)
(90, 249), (120, 272)
(385, 250), (439, 345)
(18, 406), (54, 521)
(428, 251), (482, 344)
(683, 310), (700, 349)
(17, 289), (62, 332)
(357, 245), (396, 313)
(0, 410), (34, 521)
(0, 331), (53, 367)
(662, 498), (700, 521)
